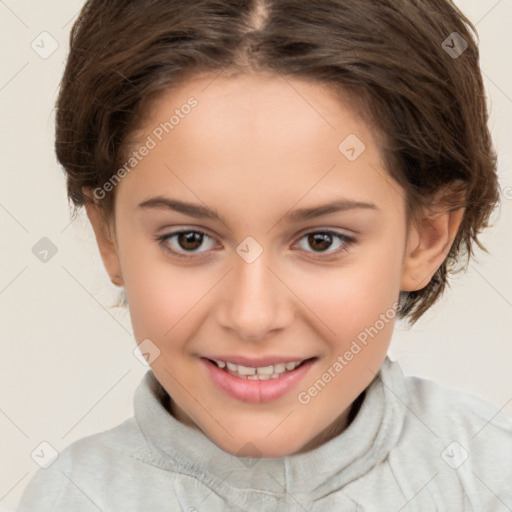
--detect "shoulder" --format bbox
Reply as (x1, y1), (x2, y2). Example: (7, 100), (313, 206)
(402, 371), (512, 443)
(15, 417), (161, 511)
(389, 366), (512, 509)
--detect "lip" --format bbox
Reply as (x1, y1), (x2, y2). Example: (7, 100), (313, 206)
(201, 357), (316, 403)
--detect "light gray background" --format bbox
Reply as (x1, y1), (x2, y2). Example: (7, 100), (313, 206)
(0, 1), (511, 509)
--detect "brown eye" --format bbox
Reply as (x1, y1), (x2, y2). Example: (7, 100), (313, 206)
(295, 230), (355, 256)
(177, 232), (204, 251)
(307, 233), (333, 252)
(157, 230), (217, 258)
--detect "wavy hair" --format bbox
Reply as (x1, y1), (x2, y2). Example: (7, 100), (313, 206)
(55, 0), (500, 323)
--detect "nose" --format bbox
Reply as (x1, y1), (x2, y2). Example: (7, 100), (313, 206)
(217, 251), (294, 342)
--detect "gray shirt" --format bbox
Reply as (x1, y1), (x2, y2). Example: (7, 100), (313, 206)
(16, 358), (512, 511)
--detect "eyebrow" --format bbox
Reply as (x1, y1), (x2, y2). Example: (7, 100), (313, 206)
(137, 196), (378, 224)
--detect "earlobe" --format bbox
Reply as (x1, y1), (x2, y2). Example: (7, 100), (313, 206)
(401, 206), (465, 292)
(83, 190), (124, 288)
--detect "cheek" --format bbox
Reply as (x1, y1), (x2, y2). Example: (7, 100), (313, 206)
(292, 254), (402, 418)
(290, 246), (403, 342)
(121, 246), (210, 343)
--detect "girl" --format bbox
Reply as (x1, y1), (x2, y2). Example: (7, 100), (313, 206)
(17, 0), (512, 510)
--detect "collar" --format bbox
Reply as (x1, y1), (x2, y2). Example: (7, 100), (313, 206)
(134, 356), (407, 500)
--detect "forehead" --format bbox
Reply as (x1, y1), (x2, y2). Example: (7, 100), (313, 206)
(118, 72), (402, 221)
(135, 72), (376, 163)
(142, 71), (373, 145)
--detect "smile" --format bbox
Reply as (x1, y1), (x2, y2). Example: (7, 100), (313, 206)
(211, 359), (305, 380)
(201, 356), (317, 403)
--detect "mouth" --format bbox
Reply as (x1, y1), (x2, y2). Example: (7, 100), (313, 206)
(200, 356), (317, 403)
(206, 358), (313, 380)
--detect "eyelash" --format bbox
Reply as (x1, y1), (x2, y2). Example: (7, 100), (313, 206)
(155, 228), (356, 260)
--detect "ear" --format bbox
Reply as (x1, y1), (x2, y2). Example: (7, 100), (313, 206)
(401, 201), (465, 292)
(83, 189), (124, 287)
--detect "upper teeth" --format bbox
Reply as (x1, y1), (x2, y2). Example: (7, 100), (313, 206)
(215, 360), (302, 379)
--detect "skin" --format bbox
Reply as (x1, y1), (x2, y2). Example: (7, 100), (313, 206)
(84, 72), (464, 458)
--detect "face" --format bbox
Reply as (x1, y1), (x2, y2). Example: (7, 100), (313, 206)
(90, 72), (426, 458)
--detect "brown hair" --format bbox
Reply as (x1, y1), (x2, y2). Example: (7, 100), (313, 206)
(56, 0), (500, 323)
